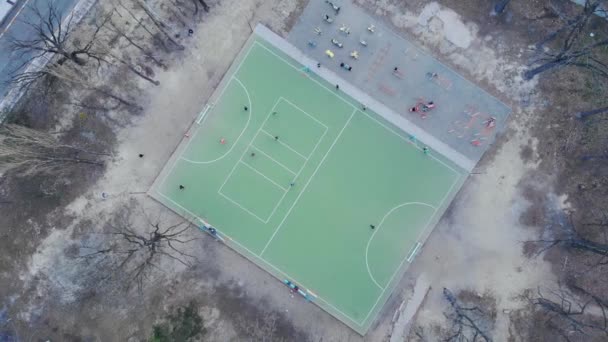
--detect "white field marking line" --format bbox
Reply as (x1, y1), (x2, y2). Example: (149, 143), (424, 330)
(217, 99), (283, 221)
(260, 130), (309, 160)
(278, 97), (329, 130)
(250, 145), (297, 175)
(356, 110), (459, 176)
(156, 40), (461, 328)
(260, 109), (356, 256)
(196, 104), (211, 124)
(217, 191), (268, 223)
(152, 42), (363, 327)
(412, 171), (462, 247)
(260, 41), (467, 326)
(364, 202), (437, 291)
(264, 126), (328, 223)
(253, 41), (460, 177)
(239, 160), (289, 191)
(157, 37), (257, 182)
(168, 38), (256, 169)
(157, 76), (242, 194)
(154, 188), (363, 327)
(256, 99), (331, 223)
(181, 78), (252, 165)
(217, 99), (279, 195)
(359, 172), (462, 325)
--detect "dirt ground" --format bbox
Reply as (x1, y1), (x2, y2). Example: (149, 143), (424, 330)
(1, 0), (606, 341)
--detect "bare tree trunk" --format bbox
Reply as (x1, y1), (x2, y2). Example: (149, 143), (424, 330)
(134, 0), (185, 50)
(491, 0), (512, 16)
(524, 60), (564, 80)
(113, 55), (160, 85)
(109, 20), (167, 69)
(0, 124), (105, 176)
(576, 106), (608, 120)
(80, 207), (199, 292)
(117, 2), (171, 53)
(198, 0), (210, 12)
(93, 87), (144, 111)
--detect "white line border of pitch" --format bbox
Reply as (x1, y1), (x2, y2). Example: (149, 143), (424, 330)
(152, 190), (361, 328)
(151, 40), (361, 328)
(359, 171), (462, 325)
(250, 40), (462, 177)
(181, 77), (253, 165)
(364, 202), (437, 291)
(156, 37), (256, 189)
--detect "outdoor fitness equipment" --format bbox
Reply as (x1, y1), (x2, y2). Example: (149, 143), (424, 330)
(331, 38), (343, 48)
(339, 24), (351, 35)
(325, 0), (340, 13)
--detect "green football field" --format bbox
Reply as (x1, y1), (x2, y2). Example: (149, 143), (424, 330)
(150, 34), (466, 333)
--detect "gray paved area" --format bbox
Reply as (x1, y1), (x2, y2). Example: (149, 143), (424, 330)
(288, 0), (511, 166)
(256, 24), (473, 171)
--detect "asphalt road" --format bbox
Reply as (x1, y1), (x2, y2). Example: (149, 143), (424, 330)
(0, 0), (78, 99)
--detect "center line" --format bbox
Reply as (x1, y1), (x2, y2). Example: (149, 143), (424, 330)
(260, 109), (356, 255)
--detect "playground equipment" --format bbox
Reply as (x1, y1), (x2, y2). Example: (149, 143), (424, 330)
(367, 24), (375, 33)
(340, 62), (353, 71)
(339, 24), (351, 35)
(331, 38), (343, 48)
(325, 49), (335, 58)
(323, 14), (334, 23)
(325, 0), (341, 13)
(350, 50), (359, 59)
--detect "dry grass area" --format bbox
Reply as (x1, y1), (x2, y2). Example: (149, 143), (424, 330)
(1, 0), (607, 341)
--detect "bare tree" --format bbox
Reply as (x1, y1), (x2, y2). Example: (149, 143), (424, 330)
(443, 288), (493, 342)
(528, 286), (608, 341)
(80, 208), (199, 291)
(575, 105), (608, 121)
(525, 0), (608, 81)
(9, 2), (108, 70)
(193, 0), (210, 14)
(0, 124), (106, 176)
(116, 1), (172, 53)
(106, 15), (167, 69)
(133, 0), (185, 50)
(9, 58), (143, 110)
(529, 215), (608, 259)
